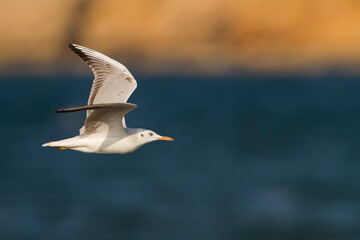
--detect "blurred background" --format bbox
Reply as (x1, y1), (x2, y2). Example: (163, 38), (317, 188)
(1, 0), (360, 239)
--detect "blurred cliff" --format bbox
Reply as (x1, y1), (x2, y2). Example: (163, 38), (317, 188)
(1, 0), (360, 75)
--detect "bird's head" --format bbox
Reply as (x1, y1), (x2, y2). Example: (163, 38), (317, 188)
(136, 129), (174, 145)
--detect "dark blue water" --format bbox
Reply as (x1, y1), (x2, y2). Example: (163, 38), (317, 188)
(1, 74), (360, 240)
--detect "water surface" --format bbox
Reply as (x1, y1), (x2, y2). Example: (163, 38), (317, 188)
(1, 74), (360, 240)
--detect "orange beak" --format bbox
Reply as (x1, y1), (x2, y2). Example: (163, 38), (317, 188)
(158, 136), (174, 141)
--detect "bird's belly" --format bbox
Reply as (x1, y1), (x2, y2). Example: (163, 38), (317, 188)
(98, 143), (140, 154)
(85, 136), (139, 154)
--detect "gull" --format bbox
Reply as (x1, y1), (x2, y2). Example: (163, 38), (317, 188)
(42, 44), (174, 154)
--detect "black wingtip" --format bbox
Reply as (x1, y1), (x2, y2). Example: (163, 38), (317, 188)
(54, 103), (137, 114)
(68, 43), (77, 51)
(54, 109), (65, 113)
(68, 43), (88, 62)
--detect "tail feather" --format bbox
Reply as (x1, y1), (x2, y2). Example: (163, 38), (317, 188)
(42, 142), (52, 147)
(42, 141), (69, 150)
(47, 146), (69, 150)
(42, 136), (80, 149)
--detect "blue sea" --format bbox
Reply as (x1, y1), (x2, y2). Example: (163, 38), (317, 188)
(1, 73), (360, 240)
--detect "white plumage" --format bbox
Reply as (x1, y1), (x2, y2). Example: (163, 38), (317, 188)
(42, 44), (174, 154)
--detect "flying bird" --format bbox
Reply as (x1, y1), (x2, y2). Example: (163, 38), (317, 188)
(42, 44), (174, 154)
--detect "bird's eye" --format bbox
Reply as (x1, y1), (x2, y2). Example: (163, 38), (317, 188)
(141, 134), (144, 137)
(149, 132), (154, 136)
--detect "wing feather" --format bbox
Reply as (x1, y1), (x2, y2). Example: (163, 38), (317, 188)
(83, 104), (136, 137)
(68, 43), (138, 129)
(68, 43), (137, 105)
(56, 103), (137, 136)
(55, 103), (137, 113)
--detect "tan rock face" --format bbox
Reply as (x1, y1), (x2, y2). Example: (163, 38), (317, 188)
(0, 0), (74, 64)
(2, 0), (360, 74)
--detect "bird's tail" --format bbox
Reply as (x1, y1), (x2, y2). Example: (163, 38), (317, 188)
(42, 136), (80, 150)
(42, 142), (68, 150)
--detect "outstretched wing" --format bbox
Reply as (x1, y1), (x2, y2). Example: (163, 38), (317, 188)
(56, 103), (137, 137)
(69, 44), (137, 105)
(68, 43), (138, 128)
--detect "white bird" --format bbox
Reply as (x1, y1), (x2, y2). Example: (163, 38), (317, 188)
(42, 43), (174, 154)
